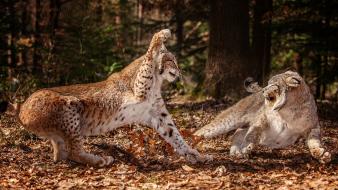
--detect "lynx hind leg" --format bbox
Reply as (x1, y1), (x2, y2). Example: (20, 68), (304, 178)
(307, 126), (331, 163)
(50, 135), (68, 162)
(61, 97), (113, 167)
(68, 136), (114, 167)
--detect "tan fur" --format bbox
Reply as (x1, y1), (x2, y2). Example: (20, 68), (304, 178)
(195, 71), (331, 163)
(15, 29), (210, 166)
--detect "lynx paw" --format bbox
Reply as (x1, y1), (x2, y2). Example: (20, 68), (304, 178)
(158, 29), (171, 42)
(53, 151), (69, 162)
(230, 146), (249, 158)
(229, 151), (247, 159)
(310, 147), (331, 164)
(184, 149), (212, 164)
(319, 151), (331, 164)
(98, 156), (114, 167)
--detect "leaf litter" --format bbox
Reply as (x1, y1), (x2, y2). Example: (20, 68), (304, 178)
(0, 98), (338, 189)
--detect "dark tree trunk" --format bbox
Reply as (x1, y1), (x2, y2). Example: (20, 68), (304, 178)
(20, 0), (28, 67)
(136, 0), (143, 45)
(314, 54), (321, 100)
(175, 0), (183, 58)
(48, 0), (61, 53)
(8, 1), (17, 79)
(321, 54), (328, 99)
(203, 0), (250, 98)
(251, 0), (272, 84)
(33, 0), (42, 75)
(94, 0), (103, 23)
(293, 52), (303, 75)
(119, 0), (128, 46)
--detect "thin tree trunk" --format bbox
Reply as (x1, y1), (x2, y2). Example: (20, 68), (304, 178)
(314, 54), (321, 99)
(119, 0), (128, 47)
(321, 0), (331, 100)
(136, 0), (143, 46)
(251, 0), (272, 84)
(175, 0), (183, 58)
(19, 0), (28, 68)
(8, 1), (17, 79)
(203, 0), (250, 98)
(95, 0), (103, 23)
(321, 54), (328, 99)
(33, 0), (42, 75)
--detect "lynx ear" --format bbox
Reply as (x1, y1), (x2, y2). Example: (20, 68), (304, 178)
(244, 77), (262, 93)
(285, 75), (302, 87)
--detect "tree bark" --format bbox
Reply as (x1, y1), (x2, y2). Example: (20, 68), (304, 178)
(20, 0), (28, 67)
(175, 0), (183, 58)
(251, 0), (272, 84)
(8, 1), (17, 79)
(32, 0), (42, 75)
(203, 0), (250, 99)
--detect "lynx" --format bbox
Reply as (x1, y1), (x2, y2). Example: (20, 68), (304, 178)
(7, 29), (209, 166)
(195, 71), (331, 163)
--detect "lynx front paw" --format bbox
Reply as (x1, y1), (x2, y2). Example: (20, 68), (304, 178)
(184, 149), (212, 164)
(229, 150), (247, 159)
(319, 151), (331, 164)
(229, 146), (249, 159)
(98, 156), (114, 167)
(310, 147), (331, 164)
(158, 29), (171, 42)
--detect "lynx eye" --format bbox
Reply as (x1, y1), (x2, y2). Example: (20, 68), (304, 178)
(169, 71), (176, 77)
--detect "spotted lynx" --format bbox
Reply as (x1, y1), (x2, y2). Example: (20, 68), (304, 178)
(195, 71), (331, 163)
(8, 29), (210, 166)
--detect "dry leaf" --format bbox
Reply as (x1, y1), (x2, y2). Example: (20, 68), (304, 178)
(182, 165), (194, 172)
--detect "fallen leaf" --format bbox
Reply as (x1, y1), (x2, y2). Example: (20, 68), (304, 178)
(182, 165), (194, 172)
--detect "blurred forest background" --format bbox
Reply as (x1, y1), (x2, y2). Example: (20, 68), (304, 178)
(0, 0), (337, 102)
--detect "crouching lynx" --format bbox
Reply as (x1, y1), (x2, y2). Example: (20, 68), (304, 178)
(195, 71), (331, 163)
(8, 29), (210, 166)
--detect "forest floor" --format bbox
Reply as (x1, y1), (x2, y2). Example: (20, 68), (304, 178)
(0, 97), (338, 190)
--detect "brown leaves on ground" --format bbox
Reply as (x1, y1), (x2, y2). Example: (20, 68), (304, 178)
(1, 98), (338, 189)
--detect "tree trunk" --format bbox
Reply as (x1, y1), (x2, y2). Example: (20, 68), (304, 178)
(313, 54), (321, 99)
(203, 0), (250, 99)
(119, 0), (128, 47)
(175, 0), (183, 58)
(33, 0), (42, 75)
(251, 0), (272, 84)
(136, 0), (143, 46)
(20, 0), (28, 68)
(8, 1), (17, 79)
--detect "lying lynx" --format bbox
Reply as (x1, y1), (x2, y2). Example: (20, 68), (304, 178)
(195, 71), (331, 163)
(7, 29), (209, 166)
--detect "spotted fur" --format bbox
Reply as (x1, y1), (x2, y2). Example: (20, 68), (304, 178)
(195, 71), (331, 163)
(14, 29), (210, 166)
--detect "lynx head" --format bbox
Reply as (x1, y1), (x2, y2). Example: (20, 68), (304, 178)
(158, 51), (181, 83)
(263, 71), (304, 111)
